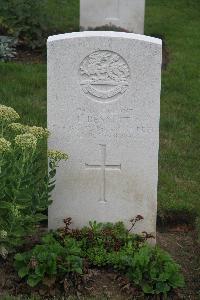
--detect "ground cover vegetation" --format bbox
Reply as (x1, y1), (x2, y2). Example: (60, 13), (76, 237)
(13, 217), (185, 297)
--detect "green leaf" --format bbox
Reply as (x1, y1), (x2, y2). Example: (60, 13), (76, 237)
(35, 264), (46, 276)
(156, 282), (171, 293)
(171, 274), (185, 288)
(48, 186), (55, 193)
(0, 201), (12, 209)
(14, 253), (25, 261)
(34, 213), (47, 222)
(4, 187), (14, 198)
(49, 169), (56, 178)
(75, 267), (83, 274)
(27, 275), (42, 287)
(142, 283), (154, 294)
(150, 267), (158, 280)
(18, 266), (29, 278)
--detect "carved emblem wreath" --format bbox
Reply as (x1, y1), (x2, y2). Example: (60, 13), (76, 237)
(80, 50), (130, 101)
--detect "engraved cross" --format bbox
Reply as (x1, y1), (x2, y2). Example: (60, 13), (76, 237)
(85, 144), (121, 203)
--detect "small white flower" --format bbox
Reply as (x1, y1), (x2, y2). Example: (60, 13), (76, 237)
(0, 246), (8, 259)
(29, 126), (50, 139)
(48, 150), (68, 162)
(0, 105), (20, 124)
(15, 133), (37, 151)
(11, 205), (21, 218)
(0, 230), (7, 239)
(9, 123), (29, 134)
(0, 138), (11, 154)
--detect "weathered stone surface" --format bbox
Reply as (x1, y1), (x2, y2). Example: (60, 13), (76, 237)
(47, 31), (162, 238)
(80, 0), (145, 34)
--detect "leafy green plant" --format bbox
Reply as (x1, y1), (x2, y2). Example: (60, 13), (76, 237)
(0, 105), (68, 258)
(58, 218), (184, 295)
(14, 233), (82, 287)
(0, 0), (49, 49)
(0, 35), (17, 61)
(109, 245), (184, 294)
(14, 217), (184, 295)
(62, 216), (145, 250)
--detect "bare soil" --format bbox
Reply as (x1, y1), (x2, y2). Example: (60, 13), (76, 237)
(157, 229), (200, 300)
(14, 47), (45, 64)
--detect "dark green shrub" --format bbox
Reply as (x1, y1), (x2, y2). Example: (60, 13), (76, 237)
(0, 0), (49, 49)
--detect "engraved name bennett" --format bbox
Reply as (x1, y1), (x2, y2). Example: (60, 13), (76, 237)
(79, 50), (130, 102)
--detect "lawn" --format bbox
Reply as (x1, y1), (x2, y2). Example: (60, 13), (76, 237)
(0, 0), (199, 226)
(145, 0), (200, 225)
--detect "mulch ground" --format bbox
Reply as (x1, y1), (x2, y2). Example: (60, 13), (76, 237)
(14, 47), (45, 64)
(157, 229), (200, 300)
(0, 228), (199, 300)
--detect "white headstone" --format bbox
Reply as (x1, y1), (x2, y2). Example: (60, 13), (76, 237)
(80, 0), (145, 34)
(48, 32), (162, 238)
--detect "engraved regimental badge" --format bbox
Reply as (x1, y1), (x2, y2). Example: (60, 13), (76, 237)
(80, 50), (130, 102)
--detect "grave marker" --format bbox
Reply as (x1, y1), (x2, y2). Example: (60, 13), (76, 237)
(47, 31), (162, 238)
(80, 0), (145, 34)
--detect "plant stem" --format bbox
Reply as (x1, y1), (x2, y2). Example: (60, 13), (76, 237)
(1, 123), (4, 137)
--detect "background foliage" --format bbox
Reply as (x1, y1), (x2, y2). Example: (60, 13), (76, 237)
(0, 0), (79, 49)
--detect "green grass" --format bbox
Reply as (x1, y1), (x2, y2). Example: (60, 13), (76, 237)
(0, 63), (46, 126)
(0, 0), (200, 225)
(145, 0), (200, 223)
(43, 0), (79, 33)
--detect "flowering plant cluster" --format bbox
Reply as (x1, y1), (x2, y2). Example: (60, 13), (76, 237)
(0, 104), (68, 258)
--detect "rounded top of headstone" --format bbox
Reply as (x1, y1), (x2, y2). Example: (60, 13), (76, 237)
(47, 31), (162, 46)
